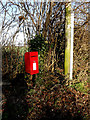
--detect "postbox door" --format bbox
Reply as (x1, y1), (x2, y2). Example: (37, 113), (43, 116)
(30, 56), (39, 75)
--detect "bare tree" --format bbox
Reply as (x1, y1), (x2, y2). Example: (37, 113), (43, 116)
(73, 2), (89, 86)
(1, 1), (89, 81)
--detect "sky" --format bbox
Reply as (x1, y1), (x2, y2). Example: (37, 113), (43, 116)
(0, 0), (25, 46)
(1, 0), (90, 2)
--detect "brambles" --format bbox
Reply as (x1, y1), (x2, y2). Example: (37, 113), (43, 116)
(25, 72), (89, 120)
(1, 1), (89, 120)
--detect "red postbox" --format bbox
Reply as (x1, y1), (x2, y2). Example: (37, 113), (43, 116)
(25, 52), (39, 75)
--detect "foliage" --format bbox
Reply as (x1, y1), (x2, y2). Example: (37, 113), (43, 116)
(72, 2), (88, 94)
(1, 1), (89, 120)
(25, 72), (89, 120)
(28, 34), (47, 52)
(2, 73), (28, 120)
(2, 46), (28, 77)
(2, 72), (89, 120)
(28, 34), (48, 73)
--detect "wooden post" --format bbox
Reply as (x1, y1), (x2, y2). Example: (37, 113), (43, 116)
(32, 74), (35, 87)
(65, 3), (71, 79)
(70, 9), (74, 80)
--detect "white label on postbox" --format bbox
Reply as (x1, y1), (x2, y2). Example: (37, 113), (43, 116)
(33, 63), (36, 70)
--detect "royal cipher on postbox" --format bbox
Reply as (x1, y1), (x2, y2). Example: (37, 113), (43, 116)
(25, 52), (39, 75)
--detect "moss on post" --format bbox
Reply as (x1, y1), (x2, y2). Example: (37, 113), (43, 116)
(65, 3), (71, 78)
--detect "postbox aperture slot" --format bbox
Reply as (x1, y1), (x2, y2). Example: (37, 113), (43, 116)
(31, 56), (37, 57)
